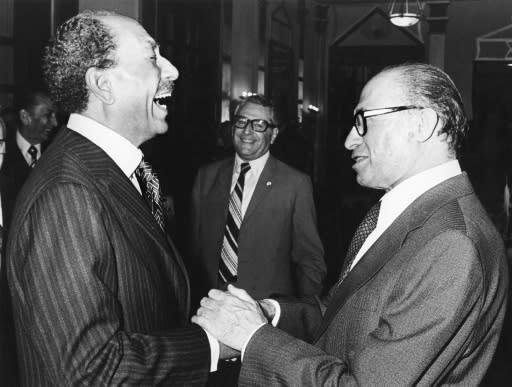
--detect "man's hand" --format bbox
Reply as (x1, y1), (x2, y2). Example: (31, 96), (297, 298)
(191, 285), (267, 351)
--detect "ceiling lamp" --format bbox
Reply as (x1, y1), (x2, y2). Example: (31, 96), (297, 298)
(388, 0), (423, 28)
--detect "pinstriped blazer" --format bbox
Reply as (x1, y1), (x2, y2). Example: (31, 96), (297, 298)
(6, 129), (210, 386)
(239, 173), (509, 386)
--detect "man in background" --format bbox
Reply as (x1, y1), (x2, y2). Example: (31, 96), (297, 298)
(193, 63), (509, 386)
(2, 89), (58, 228)
(190, 95), (326, 303)
(190, 94), (326, 385)
(7, 10), (224, 385)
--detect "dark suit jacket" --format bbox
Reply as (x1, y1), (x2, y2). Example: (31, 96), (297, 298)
(190, 155), (326, 302)
(2, 129), (36, 229)
(240, 173), (509, 386)
(6, 128), (210, 386)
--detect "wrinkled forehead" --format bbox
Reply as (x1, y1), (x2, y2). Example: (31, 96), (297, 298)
(356, 70), (408, 111)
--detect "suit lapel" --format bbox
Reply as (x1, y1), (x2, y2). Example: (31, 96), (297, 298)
(69, 131), (182, 278)
(243, 156), (276, 222)
(314, 173), (474, 340)
(217, 158), (235, 210)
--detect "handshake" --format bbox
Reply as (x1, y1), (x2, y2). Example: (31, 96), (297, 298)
(191, 285), (277, 358)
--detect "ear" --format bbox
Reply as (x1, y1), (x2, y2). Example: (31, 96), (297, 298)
(19, 109), (31, 126)
(85, 67), (114, 105)
(270, 127), (279, 144)
(417, 107), (440, 143)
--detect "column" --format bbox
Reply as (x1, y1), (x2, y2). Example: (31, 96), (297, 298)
(231, 0), (259, 100)
(426, 0), (450, 69)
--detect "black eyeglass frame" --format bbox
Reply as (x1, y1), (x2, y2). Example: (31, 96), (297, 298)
(233, 115), (275, 133)
(353, 105), (423, 136)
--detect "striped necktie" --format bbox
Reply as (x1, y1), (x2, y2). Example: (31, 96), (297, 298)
(219, 162), (251, 284)
(135, 160), (166, 232)
(333, 201), (381, 289)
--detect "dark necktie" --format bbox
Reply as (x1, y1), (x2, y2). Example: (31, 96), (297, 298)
(334, 201), (381, 288)
(219, 162), (251, 284)
(28, 145), (38, 168)
(135, 160), (165, 232)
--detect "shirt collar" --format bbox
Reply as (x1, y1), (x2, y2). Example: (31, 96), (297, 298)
(377, 159), (462, 230)
(234, 151), (270, 176)
(67, 113), (143, 178)
(16, 130), (41, 155)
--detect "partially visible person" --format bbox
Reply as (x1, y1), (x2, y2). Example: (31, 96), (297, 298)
(193, 63), (509, 386)
(190, 95), (325, 385)
(2, 89), (58, 229)
(0, 116), (18, 386)
(7, 10), (223, 386)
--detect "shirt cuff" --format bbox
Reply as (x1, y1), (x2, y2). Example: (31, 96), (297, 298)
(204, 329), (219, 372)
(266, 299), (281, 326)
(241, 322), (267, 361)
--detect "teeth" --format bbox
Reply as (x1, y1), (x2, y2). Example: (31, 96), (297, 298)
(155, 91), (173, 99)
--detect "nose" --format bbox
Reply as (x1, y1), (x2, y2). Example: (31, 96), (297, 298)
(241, 124), (253, 135)
(159, 55), (179, 81)
(344, 125), (363, 150)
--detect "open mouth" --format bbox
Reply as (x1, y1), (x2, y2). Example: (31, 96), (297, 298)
(153, 83), (175, 108)
(352, 155), (367, 164)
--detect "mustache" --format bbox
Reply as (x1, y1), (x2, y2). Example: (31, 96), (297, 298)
(157, 80), (175, 96)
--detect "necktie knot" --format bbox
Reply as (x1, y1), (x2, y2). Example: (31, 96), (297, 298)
(135, 160), (166, 232)
(28, 145), (38, 167)
(240, 162), (251, 176)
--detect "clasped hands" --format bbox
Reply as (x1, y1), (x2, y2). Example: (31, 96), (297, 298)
(191, 285), (276, 358)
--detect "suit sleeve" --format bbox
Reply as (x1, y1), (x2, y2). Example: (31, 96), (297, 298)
(240, 231), (487, 386)
(8, 183), (210, 386)
(291, 174), (326, 296)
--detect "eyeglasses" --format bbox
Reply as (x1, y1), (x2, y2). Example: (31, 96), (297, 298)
(353, 105), (422, 136)
(233, 115), (275, 133)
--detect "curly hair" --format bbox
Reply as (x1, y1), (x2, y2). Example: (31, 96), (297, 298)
(42, 10), (118, 113)
(382, 62), (468, 157)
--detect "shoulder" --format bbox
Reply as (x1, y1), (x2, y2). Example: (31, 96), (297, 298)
(271, 156), (311, 185)
(197, 157), (233, 176)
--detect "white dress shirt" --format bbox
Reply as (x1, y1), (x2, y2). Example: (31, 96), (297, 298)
(231, 152), (270, 218)
(67, 113), (220, 371)
(17, 130), (42, 166)
(350, 159), (462, 270)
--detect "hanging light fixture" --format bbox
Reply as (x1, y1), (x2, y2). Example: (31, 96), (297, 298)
(388, 0), (423, 28)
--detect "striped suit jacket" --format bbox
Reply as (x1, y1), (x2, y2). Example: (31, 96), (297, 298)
(6, 129), (210, 386)
(239, 173), (509, 386)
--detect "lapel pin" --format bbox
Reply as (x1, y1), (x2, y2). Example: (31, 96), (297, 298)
(266, 181), (272, 186)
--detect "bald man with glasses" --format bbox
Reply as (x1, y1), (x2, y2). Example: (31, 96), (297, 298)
(193, 63), (508, 386)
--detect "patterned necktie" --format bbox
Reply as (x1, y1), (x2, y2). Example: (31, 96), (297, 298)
(219, 162), (251, 284)
(334, 201), (381, 288)
(28, 145), (38, 168)
(135, 160), (166, 232)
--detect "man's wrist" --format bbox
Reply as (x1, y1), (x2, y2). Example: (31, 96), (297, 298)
(241, 322), (267, 361)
